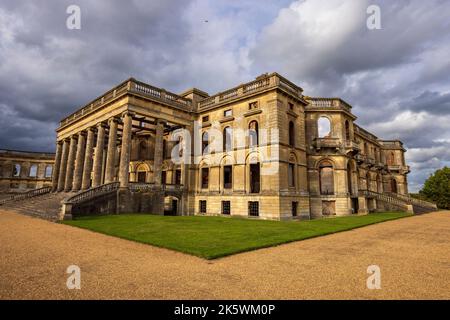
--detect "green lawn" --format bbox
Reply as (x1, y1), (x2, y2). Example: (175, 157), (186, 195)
(63, 212), (410, 259)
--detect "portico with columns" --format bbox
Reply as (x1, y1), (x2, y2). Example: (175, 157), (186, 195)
(49, 73), (420, 221)
(53, 79), (194, 218)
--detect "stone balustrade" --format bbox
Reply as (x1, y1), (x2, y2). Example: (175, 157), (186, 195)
(197, 73), (302, 109)
(0, 186), (51, 205)
(59, 79), (192, 129)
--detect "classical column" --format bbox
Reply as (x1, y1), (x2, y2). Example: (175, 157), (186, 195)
(57, 139), (70, 192)
(119, 111), (133, 188)
(72, 132), (86, 191)
(81, 128), (95, 190)
(51, 142), (63, 192)
(64, 135), (77, 192)
(153, 119), (164, 185)
(104, 117), (118, 183)
(92, 123), (106, 187)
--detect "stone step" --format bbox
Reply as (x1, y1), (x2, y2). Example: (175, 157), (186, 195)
(1, 192), (75, 221)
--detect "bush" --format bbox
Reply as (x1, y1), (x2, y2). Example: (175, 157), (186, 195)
(419, 167), (450, 209)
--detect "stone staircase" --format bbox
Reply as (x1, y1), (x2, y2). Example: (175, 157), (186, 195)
(360, 190), (438, 214)
(0, 191), (74, 221)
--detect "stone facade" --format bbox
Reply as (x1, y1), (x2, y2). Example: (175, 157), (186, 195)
(0, 149), (55, 193)
(52, 72), (410, 219)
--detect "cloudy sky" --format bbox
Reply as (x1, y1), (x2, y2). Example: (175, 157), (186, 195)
(1, 0), (449, 191)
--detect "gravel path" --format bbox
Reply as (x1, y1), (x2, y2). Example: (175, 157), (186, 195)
(1, 209), (449, 299)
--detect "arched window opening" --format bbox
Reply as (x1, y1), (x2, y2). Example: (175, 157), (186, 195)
(136, 164), (147, 183)
(288, 121), (295, 146)
(29, 164), (38, 177)
(345, 120), (351, 141)
(201, 167), (209, 189)
(319, 161), (334, 195)
(288, 163), (295, 187)
(12, 164), (21, 177)
(391, 178), (397, 193)
(364, 143), (369, 156)
(249, 121), (259, 147)
(223, 165), (232, 189)
(347, 162), (353, 195)
(318, 117), (331, 138)
(250, 163), (260, 193)
(45, 165), (53, 178)
(366, 171), (371, 191)
(202, 131), (209, 155)
(223, 127), (232, 152)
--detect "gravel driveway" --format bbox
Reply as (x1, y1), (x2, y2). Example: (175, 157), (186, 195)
(1, 209), (449, 299)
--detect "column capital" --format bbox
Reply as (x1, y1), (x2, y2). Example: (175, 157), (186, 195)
(77, 131), (87, 137)
(156, 119), (167, 125)
(97, 122), (107, 129)
(121, 111), (136, 118)
(108, 117), (119, 125)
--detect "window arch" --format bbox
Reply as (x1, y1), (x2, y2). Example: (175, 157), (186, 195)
(202, 131), (209, 155)
(249, 120), (259, 147)
(288, 121), (295, 146)
(45, 165), (53, 178)
(319, 160), (334, 195)
(345, 120), (350, 141)
(29, 164), (38, 177)
(347, 161), (353, 195)
(223, 126), (232, 152)
(318, 117), (331, 138)
(12, 164), (21, 177)
(390, 178), (397, 193)
(136, 164), (148, 183)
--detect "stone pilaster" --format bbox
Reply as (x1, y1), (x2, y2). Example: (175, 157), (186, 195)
(119, 111), (133, 188)
(64, 135), (77, 192)
(104, 117), (118, 183)
(51, 142), (63, 192)
(57, 139), (70, 192)
(92, 123), (106, 187)
(72, 131), (86, 191)
(81, 128), (95, 190)
(153, 119), (165, 185)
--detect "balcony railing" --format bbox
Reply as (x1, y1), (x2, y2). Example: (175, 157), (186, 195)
(387, 165), (410, 173)
(307, 98), (352, 113)
(312, 137), (341, 150)
(59, 79), (193, 128)
(197, 73), (302, 109)
(344, 140), (360, 154)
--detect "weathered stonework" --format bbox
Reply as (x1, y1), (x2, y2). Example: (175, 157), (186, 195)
(20, 72), (411, 220)
(0, 149), (54, 193)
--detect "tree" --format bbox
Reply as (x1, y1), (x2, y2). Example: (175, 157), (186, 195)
(419, 167), (450, 209)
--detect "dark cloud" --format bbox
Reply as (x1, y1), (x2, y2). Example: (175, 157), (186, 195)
(401, 91), (450, 115)
(0, 0), (449, 191)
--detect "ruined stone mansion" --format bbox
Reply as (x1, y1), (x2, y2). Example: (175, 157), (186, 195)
(1, 73), (437, 220)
